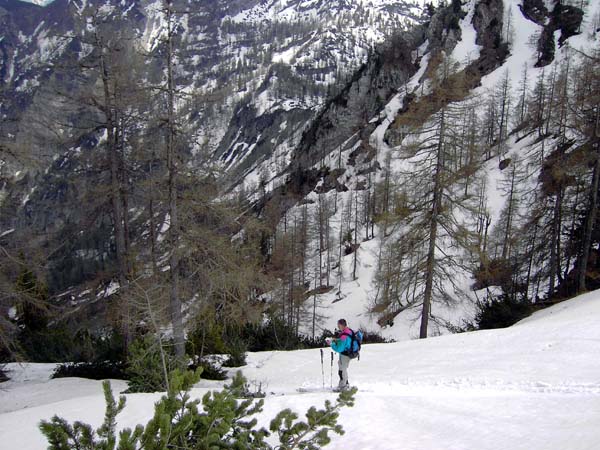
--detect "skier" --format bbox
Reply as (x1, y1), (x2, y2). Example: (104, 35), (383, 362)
(326, 318), (353, 391)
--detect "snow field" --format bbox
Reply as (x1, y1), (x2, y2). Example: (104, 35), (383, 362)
(1, 292), (599, 449)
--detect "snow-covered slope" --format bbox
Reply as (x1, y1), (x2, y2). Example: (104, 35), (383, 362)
(16, 0), (54, 5)
(256, 0), (600, 340)
(1, 291), (599, 450)
(0, 0), (424, 179)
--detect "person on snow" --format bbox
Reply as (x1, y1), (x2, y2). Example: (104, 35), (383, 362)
(326, 318), (353, 391)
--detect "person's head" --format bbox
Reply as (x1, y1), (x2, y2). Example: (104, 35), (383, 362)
(337, 318), (347, 331)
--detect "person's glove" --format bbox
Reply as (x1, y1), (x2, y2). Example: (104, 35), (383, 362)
(325, 337), (332, 345)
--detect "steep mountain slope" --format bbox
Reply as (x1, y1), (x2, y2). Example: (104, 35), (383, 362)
(254, 0), (599, 339)
(0, 0), (424, 308)
(9, 0), (53, 5)
(1, 0), (598, 342)
(2, 289), (599, 450)
(0, 0), (425, 313)
(0, 0), (423, 179)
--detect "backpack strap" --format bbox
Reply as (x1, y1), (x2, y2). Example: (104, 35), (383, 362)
(340, 329), (358, 356)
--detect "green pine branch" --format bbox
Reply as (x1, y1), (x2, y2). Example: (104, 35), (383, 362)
(39, 369), (356, 450)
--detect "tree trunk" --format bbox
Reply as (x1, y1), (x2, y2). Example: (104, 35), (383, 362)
(289, 218), (296, 328)
(548, 188), (563, 296)
(501, 165), (516, 260)
(420, 110), (445, 339)
(338, 201), (344, 293)
(148, 151), (158, 275)
(366, 171), (372, 240)
(318, 195), (323, 286)
(578, 145), (600, 293)
(312, 275), (317, 339)
(95, 28), (130, 345)
(326, 206), (331, 287)
(118, 116), (131, 275)
(165, 0), (185, 361)
(352, 190), (358, 280)
(149, 197), (158, 275)
(525, 223), (538, 302)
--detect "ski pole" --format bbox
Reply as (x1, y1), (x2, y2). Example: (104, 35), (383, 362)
(330, 351), (334, 389)
(320, 348), (325, 388)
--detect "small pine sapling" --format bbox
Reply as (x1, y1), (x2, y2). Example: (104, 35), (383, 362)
(270, 387), (356, 450)
(39, 369), (356, 450)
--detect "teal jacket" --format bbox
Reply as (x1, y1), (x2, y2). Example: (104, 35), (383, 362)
(330, 327), (352, 354)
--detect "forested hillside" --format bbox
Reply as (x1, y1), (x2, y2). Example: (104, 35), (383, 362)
(0, 0), (599, 368)
(0, 0), (424, 363)
(253, 0), (600, 340)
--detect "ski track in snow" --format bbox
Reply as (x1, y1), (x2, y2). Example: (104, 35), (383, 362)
(1, 293), (600, 450)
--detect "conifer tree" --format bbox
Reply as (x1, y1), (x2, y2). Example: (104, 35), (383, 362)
(377, 56), (485, 337)
(40, 369), (356, 450)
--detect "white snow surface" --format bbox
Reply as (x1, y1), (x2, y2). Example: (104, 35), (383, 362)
(16, 0), (55, 5)
(1, 292), (600, 449)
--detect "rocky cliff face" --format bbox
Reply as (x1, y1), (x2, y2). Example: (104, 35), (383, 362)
(520, 0), (583, 67)
(0, 0), (425, 178)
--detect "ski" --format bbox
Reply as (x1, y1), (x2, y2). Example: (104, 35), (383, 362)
(296, 386), (361, 394)
(296, 387), (334, 393)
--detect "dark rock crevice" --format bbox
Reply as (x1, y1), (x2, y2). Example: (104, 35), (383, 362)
(520, 0), (583, 67)
(385, 0), (509, 146)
